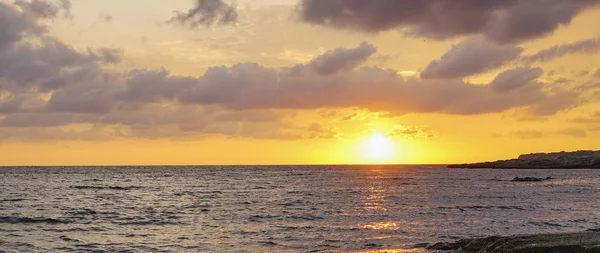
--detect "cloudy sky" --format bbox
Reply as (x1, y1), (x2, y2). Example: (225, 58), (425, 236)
(1, 0), (599, 165)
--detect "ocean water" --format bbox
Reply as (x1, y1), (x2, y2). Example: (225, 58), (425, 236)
(1, 165), (600, 253)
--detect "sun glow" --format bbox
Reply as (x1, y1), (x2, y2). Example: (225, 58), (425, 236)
(362, 133), (395, 162)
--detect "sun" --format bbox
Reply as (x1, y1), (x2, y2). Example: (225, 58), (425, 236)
(362, 133), (395, 162)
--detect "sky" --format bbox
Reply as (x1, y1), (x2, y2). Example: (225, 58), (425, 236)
(1, 0), (600, 166)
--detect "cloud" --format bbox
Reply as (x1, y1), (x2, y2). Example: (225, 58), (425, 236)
(557, 128), (587, 137)
(99, 13), (112, 23)
(297, 0), (600, 44)
(509, 129), (545, 139)
(421, 37), (523, 79)
(595, 68), (600, 77)
(571, 111), (600, 124)
(0, 1), (590, 141)
(13, 0), (70, 19)
(38, 59), (572, 118)
(307, 123), (337, 139)
(306, 41), (376, 75)
(490, 67), (544, 93)
(288, 42), (376, 76)
(521, 38), (600, 63)
(168, 0), (237, 28)
(388, 125), (434, 138)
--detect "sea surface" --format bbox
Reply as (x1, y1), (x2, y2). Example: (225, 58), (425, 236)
(1, 165), (600, 253)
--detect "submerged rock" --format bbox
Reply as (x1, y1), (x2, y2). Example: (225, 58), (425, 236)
(424, 231), (600, 253)
(512, 177), (553, 182)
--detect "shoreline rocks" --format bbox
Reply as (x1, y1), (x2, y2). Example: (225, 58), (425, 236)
(448, 150), (600, 169)
(423, 231), (600, 253)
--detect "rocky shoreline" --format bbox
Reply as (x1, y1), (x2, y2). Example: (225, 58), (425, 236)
(418, 230), (600, 253)
(448, 150), (600, 169)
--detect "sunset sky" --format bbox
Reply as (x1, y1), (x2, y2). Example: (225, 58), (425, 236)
(1, 0), (599, 165)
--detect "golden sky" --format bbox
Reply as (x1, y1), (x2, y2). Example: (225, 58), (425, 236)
(1, 0), (599, 165)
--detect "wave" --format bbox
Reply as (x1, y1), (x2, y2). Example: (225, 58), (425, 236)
(437, 205), (527, 211)
(1, 198), (26, 202)
(70, 185), (143, 190)
(0, 216), (70, 224)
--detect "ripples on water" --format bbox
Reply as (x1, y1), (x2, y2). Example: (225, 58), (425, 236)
(1, 166), (600, 252)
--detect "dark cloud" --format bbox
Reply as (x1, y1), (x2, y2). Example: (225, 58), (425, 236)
(522, 38), (600, 63)
(168, 0), (237, 28)
(421, 37), (523, 79)
(307, 41), (376, 75)
(297, 0), (600, 44)
(490, 67), (543, 93)
(289, 42), (376, 76)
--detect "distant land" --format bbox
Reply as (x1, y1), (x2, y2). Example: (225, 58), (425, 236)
(448, 150), (600, 169)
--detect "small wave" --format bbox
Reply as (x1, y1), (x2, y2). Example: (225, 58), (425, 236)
(0, 216), (70, 224)
(528, 221), (566, 227)
(70, 185), (143, 190)
(1, 198), (26, 202)
(42, 227), (107, 232)
(437, 205), (526, 211)
(259, 241), (278, 246)
(286, 215), (325, 221)
(65, 208), (100, 216)
(116, 220), (186, 226)
(59, 235), (81, 242)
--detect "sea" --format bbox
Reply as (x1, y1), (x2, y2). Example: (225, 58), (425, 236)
(1, 165), (600, 253)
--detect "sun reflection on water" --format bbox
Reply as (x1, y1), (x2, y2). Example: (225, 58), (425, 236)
(362, 222), (400, 230)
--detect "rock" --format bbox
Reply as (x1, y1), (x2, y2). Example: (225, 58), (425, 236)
(448, 150), (600, 169)
(512, 177), (551, 182)
(423, 231), (600, 253)
(426, 239), (473, 251)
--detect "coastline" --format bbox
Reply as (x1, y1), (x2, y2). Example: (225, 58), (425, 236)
(448, 150), (600, 169)
(419, 230), (600, 253)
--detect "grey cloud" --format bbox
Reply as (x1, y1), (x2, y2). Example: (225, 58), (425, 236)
(527, 91), (579, 116)
(0, 1), (120, 95)
(308, 41), (376, 75)
(421, 37), (523, 79)
(57, 60), (566, 117)
(99, 13), (112, 23)
(168, 0), (237, 28)
(490, 67), (544, 93)
(14, 0), (60, 19)
(298, 0), (600, 44)
(522, 38), (600, 63)
(0, 1), (45, 49)
(0, 38), (120, 93)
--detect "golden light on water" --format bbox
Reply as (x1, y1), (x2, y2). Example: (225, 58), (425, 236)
(362, 222), (400, 230)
